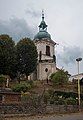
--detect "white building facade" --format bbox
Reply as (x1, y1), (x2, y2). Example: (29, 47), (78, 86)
(31, 12), (57, 80)
(69, 73), (83, 82)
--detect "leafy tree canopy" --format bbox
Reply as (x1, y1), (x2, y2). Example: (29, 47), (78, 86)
(0, 34), (17, 78)
(50, 69), (69, 85)
(16, 37), (38, 76)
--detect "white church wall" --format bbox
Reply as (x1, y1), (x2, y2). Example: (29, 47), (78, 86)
(35, 40), (55, 61)
(37, 62), (56, 80)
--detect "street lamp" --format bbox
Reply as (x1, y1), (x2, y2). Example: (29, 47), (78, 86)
(76, 57), (82, 111)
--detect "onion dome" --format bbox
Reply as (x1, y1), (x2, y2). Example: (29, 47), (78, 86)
(34, 11), (51, 40)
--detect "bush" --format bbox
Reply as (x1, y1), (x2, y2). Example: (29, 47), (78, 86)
(50, 69), (68, 85)
(0, 75), (6, 83)
(13, 82), (31, 93)
(66, 97), (76, 105)
(48, 89), (54, 97)
(54, 101), (58, 105)
(27, 80), (33, 86)
(50, 99), (54, 104)
(50, 73), (55, 80)
(54, 91), (79, 99)
(58, 98), (65, 105)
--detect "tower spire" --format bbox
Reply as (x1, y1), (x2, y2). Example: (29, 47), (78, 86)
(38, 10), (47, 31)
(42, 10), (44, 21)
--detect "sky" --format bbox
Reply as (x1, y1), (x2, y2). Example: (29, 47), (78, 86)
(0, 0), (83, 75)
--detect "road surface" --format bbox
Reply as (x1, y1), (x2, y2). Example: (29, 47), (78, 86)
(28, 113), (83, 120)
(4, 113), (83, 120)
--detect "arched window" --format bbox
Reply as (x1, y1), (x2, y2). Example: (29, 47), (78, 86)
(46, 46), (50, 56)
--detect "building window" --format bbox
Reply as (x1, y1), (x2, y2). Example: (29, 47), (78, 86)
(46, 46), (50, 56)
(39, 51), (42, 61)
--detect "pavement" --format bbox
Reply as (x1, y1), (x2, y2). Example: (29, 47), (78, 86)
(28, 113), (83, 120)
(3, 112), (83, 120)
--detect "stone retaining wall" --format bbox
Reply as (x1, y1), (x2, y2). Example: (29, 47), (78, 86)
(0, 103), (82, 115)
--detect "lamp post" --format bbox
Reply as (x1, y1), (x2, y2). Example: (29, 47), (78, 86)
(76, 57), (82, 111)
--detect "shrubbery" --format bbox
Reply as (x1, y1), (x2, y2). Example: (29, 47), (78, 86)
(47, 89), (83, 105)
(50, 69), (68, 85)
(13, 82), (31, 93)
(65, 97), (76, 105)
(0, 75), (7, 87)
(0, 75), (6, 83)
(53, 91), (78, 99)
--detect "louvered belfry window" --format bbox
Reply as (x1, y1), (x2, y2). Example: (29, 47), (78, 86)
(46, 46), (50, 56)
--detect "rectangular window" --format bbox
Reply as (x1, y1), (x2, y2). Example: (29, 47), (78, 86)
(46, 46), (50, 56)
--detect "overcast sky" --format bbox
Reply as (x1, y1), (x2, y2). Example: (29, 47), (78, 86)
(0, 0), (83, 75)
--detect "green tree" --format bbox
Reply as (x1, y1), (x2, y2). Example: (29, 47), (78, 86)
(16, 38), (38, 77)
(50, 69), (68, 85)
(0, 34), (17, 78)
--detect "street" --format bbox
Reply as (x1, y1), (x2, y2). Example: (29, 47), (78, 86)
(4, 113), (83, 120)
(28, 113), (83, 120)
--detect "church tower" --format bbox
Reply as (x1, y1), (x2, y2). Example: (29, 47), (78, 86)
(33, 11), (56, 80)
